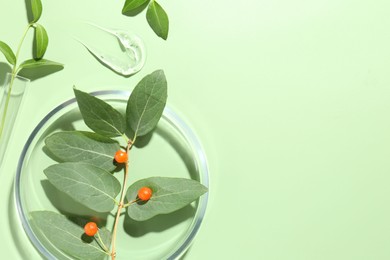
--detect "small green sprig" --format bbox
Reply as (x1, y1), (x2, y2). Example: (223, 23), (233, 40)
(0, 0), (63, 139)
(30, 70), (208, 259)
(122, 0), (169, 40)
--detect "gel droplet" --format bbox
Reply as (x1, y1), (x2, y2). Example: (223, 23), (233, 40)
(76, 23), (146, 76)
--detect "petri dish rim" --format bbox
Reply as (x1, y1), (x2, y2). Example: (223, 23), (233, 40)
(14, 90), (209, 259)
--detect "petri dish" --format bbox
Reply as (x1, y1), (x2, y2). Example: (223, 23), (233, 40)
(15, 90), (209, 259)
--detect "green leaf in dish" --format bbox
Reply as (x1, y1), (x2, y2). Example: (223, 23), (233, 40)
(74, 88), (126, 138)
(126, 69), (167, 138)
(0, 41), (16, 65)
(30, 211), (110, 259)
(45, 131), (120, 171)
(44, 162), (121, 212)
(126, 177), (208, 221)
(146, 0), (169, 40)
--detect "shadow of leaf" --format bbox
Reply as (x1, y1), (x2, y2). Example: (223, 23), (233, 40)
(123, 204), (196, 237)
(123, 124), (154, 148)
(155, 123), (200, 181)
(0, 62), (12, 85)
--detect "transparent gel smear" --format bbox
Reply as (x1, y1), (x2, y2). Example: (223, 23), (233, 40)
(75, 23), (146, 76)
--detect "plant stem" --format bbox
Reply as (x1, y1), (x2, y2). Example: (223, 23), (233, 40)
(0, 23), (32, 140)
(96, 230), (109, 253)
(122, 198), (138, 208)
(13, 24), (33, 74)
(110, 139), (133, 260)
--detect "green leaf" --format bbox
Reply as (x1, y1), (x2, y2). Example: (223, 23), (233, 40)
(0, 41), (16, 65)
(18, 59), (64, 80)
(30, 0), (42, 23)
(74, 88), (126, 137)
(34, 24), (48, 59)
(126, 177), (208, 221)
(126, 70), (167, 138)
(44, 162), (121, 212)
(45, 131), (120, 171)
(18, 58), (63, 70)
(30, 211), (110, 260)
(122, 0), (150, 14)
(146, 0), (169, 40)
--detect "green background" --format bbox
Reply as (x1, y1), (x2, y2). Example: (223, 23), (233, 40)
(1, 0), (390, 259)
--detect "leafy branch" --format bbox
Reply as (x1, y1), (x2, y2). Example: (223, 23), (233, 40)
(0, 0), (63, 140)
(31, 70), (207, 259)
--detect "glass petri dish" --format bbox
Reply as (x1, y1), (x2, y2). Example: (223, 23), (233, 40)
(15, 90), (209, 260)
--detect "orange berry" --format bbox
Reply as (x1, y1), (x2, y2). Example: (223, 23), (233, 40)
(138, 187), (152, 201)
(114, 150), (128, 163)
(84, 222), (98, 236)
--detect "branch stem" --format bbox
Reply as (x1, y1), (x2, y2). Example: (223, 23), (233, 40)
(96, 230), (109, 253)
(110, 139), (133, 260)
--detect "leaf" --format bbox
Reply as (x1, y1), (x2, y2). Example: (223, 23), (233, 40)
(18, 59), (64, 80)
(44, 162), (121, 212)
(30, 211), (110, 260)
(34, 24), (48, 59)
(18, 58), (63, 70)
(30, 0), (42, 23)
(0, 41), (16, 65)
(45, 131), (120, 171)
(146, 0), (169, 40)
(74, 88), (126, 137)
(126, 70), (167, 138)
(126, 177), (208, 221)
(122, 0), (150, 15)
